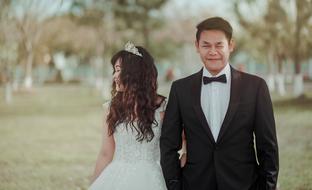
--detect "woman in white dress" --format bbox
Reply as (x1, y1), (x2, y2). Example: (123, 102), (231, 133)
(89, 42), (168, 190)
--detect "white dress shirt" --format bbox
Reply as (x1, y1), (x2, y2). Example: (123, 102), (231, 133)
(201, 63), (231, 142)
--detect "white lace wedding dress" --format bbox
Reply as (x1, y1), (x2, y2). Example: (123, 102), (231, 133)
(89, 102), (167, 190)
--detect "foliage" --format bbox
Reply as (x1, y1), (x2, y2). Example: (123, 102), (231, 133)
(233, 0), (312, 73)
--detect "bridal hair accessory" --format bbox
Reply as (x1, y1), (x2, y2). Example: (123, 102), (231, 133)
(124, 41), (142, 57)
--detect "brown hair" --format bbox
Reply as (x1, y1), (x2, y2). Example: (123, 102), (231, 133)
(107, 46), (165, 142)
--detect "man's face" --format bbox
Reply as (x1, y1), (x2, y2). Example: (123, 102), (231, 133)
(195, 30), (234, 76)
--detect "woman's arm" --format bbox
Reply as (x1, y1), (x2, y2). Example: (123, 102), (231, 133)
(90, 105), (115, 184)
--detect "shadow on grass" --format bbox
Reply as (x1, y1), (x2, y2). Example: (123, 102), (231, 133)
(273, 95), (312, 111)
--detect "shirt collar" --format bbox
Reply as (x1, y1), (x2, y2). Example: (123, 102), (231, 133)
(203, 63), (231, 79)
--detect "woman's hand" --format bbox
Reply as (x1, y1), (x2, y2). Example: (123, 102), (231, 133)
(180, 152), (187, 167)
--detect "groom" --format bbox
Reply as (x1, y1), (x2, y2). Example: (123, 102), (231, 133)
(160, 17), (279, 190)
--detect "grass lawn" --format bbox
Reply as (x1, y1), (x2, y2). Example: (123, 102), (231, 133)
(0, 84), (311, 190)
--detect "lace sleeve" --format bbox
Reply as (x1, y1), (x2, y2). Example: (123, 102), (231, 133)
(159, 99), (167, 112)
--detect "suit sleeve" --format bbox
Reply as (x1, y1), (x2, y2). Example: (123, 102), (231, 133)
(160, 81), (183, 190)
(254, 79), (279, 190)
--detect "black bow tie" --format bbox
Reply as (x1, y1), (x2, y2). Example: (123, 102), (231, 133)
(203, 74), (227, 84)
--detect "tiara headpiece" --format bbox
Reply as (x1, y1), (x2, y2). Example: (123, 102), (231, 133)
(124, 41), (142, 57)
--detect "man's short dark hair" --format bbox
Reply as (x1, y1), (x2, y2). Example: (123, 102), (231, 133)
(196, 17), (233, 42)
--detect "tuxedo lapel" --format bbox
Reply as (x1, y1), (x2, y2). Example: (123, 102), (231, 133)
(216, 67), (242, 143)
(192, 69), (216, 144)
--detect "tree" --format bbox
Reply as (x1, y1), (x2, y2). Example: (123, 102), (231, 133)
(233, 0), (312, 97)
(234, 0), (287, 94)
(292, 0), (312, 97)
(0, 0), (18, 103)
(8, 0), (64, 90)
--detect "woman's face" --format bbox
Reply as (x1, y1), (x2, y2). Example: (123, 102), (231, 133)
(113, 59), (125, 92)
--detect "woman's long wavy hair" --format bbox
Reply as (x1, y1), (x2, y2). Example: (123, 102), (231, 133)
(107, 46), (164, 142)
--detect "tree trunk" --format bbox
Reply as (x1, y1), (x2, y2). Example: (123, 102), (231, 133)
(93, 56), (104, 91)
(266, 49), (275, 92)
(24, 42), (34, 89)
(275, 74), (286, 96)
(3, 63), (13, 104)
(275, 56), (286, 96)
(5, 81), (12, 104)
(267, 74), (275, 92)
(142, 12), (150, 50)
(292, 0), (304, 97)
(293, 74), (304, 97)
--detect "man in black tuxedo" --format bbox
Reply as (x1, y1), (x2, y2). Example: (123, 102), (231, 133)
(160, 17), (279, 190)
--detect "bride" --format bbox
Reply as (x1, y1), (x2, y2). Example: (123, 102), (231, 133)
(89, 42), (168, 190)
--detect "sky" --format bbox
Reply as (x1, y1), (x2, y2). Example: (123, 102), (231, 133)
(11, 0), (268, 33)
(166, 0), (232, 16)
(162, 0), (268, 32)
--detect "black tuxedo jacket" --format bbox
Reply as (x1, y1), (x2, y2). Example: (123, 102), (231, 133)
(160, 67), (279, 190)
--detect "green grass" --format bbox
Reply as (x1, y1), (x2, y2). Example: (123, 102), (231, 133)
(273, 96), (312, 190)
(0, 85), (104, 190)
(0, 84), (311, 190)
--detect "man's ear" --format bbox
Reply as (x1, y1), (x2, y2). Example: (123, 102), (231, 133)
(195, 40), (199, 53)
(229, 39), (235, 52)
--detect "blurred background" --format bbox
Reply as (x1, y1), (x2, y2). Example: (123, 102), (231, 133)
(0, 0), (311, 189)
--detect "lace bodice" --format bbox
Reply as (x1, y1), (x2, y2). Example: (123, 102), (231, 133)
(89, 101), (167, 190)
(104, 101), (166, 164)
